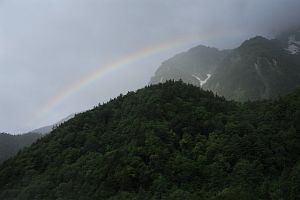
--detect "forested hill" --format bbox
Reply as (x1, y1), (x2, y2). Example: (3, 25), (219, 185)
(0, 81), (300, 199)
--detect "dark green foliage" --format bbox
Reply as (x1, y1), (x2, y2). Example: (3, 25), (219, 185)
(0, 81), (300, 199)
(0, 133), (42, 163)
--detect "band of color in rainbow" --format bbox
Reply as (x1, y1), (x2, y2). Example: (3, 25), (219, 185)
(39, 35), (203, 118)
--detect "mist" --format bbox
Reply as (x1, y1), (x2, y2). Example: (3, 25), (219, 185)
(0, 0), (300, 133)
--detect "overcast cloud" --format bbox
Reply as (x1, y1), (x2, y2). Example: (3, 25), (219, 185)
(1, 0), (300, 133)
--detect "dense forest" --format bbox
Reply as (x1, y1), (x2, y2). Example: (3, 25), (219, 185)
(0, 81), (300, 199)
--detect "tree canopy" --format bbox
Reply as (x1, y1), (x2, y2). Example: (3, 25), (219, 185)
(0, 81), (300, 200)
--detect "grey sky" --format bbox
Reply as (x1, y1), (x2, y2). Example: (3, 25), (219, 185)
(1, 0), (300, 133)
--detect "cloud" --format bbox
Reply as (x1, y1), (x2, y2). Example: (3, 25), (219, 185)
(0, 0), (299, 133)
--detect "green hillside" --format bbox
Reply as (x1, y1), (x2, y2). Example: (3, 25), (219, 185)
(0, 81), (300, 199)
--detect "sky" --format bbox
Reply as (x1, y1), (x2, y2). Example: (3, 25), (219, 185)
(1, 0), (300, 134)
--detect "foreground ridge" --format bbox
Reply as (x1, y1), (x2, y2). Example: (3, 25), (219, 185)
(0, 81), (300, 200)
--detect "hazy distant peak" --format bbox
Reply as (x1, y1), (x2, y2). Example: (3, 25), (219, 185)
(188, 45), (219, 52)
(151, 31), (300, 102)
(30, 113), (75, 134)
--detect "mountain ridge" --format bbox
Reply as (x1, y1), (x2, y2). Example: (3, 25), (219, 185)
(0, 114), (75, 164)
(30, 113), (75, 134)
(0, 81), (300, 199)
(0, 132), (42, 163)
(150, 33), (300, 101)
(150, 45), (230, 86)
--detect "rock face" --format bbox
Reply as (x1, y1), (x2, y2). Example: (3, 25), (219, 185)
(150, 35), (300, 101)
(276, 27), (300, 55)
(149, 45), (230, 87)
(204, 36), (300, 101)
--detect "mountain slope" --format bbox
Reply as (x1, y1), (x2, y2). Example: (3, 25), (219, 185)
(0, 114), (75, 164)
(150, 35), (300, 101)
(204, 36), (300, 101)
(150, 45), (230, 87)
(0, 132), (42, 163)
(0, 81), (300, 199)
(276, 27), (300, 55)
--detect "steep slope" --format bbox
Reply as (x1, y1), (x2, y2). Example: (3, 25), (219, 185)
(204, 36), (300, 101)
(0, 81), (300, 200)
(150, 45), (230, 87)
(150, 35), (300, 101)
(0, 132), (42, 163)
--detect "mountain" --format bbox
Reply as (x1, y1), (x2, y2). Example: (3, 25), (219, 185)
(0, 132), (42, 163)
(0, 81), (300, 199)
(0, 114), (75, 164)
(150, 34), (300, 101)
(276, 27), (300, 55)
(150, 45), (230, 87)
(204, 36), (300, 101)
(30, 113), (75, 134)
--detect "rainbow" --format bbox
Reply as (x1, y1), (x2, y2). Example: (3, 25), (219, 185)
(38, 35), (204, 116)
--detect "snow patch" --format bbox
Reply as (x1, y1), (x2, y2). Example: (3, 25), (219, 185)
(192, 74), (211, 87)
(272, 59), (278, 66)
(287, 44), (299, 54)
(286, 35), (300, 54)
(290, 35), (300, 45)
(160, 76), (164, 83)
(270, 59), (282, 74)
